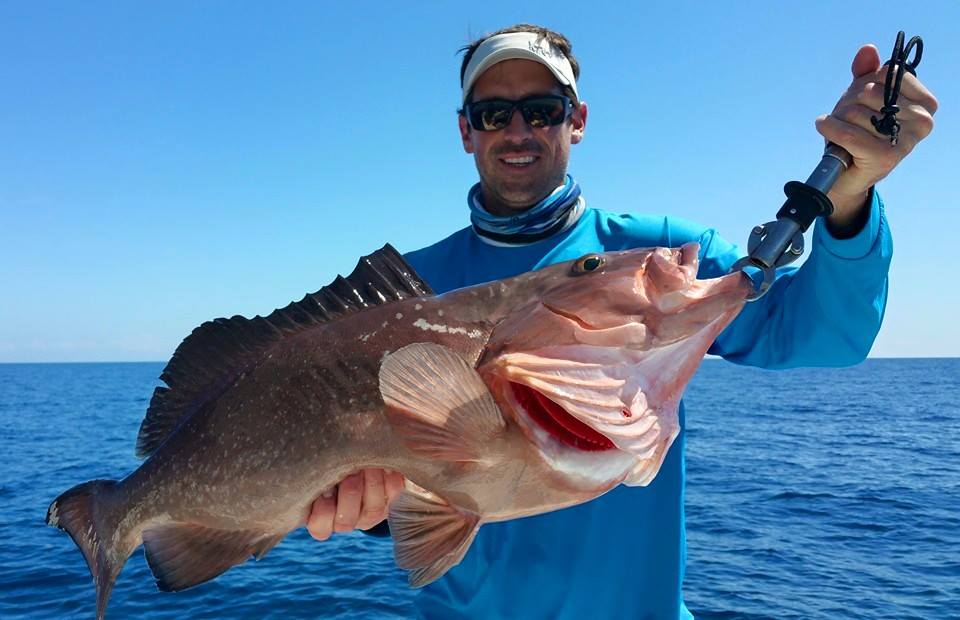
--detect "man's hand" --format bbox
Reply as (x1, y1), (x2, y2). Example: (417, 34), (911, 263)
(815, 44), (938, 235)
(306, 469), (405, 541)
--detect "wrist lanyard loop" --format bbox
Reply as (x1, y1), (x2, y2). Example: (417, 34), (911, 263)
(871, 31), (923, 146)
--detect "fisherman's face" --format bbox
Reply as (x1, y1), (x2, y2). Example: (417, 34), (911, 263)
(459, 59), (587, 216)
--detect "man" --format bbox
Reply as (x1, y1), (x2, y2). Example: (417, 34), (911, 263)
(305, 25), (937, 619)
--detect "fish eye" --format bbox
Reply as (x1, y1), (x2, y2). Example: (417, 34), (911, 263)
(572, 254), (605, 275)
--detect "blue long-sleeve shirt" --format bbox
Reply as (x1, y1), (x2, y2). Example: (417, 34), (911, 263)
(402, 191), (891, 619)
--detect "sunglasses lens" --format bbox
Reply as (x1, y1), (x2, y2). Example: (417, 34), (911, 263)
(469, 102), (514, 131)
(520, 98), (568, 128)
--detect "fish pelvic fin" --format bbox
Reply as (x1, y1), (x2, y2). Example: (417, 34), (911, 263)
(138, 244), (433, 458)
(141, 523), (284, 592)
(46, 480), (133, 620)
(379, 342), (506, 462)
(388, 490), (480, 588)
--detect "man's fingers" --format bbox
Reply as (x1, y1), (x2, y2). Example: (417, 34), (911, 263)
(384, 469), (406, 503)
(846, 65), (938, 116)
(829, 94), (934, 149)
(832, 103), (884, 135)
(835, 100), (930, 135)
(332, 472), (364, 533)
(842, 81), (934, 124)
(357, 468), (388, 530)
(897, 72), (939, 115)
(850, 44), (881, 79)
(306, 469), (406, 541)
(815, 114), (893, 162)
(306, 489), (336, 541)
(846, 81), (884, 111)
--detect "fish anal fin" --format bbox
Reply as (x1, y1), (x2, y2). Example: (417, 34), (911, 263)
(379, 343), (505, 462)
(253, 532), (285, 560)
(388, 490), (480, 587)
(142, 523), (285, 592)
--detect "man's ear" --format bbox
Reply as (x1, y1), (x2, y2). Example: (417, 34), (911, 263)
(570, 101), (588, 145)
(458, 114), (474, 154)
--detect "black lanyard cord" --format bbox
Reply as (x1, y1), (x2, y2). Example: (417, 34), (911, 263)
(871, 31), (923, 146)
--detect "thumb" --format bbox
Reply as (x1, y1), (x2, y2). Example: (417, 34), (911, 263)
(851, 44), (881, 78)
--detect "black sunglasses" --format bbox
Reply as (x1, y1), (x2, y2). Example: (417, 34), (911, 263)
(463, 95), (574, 132)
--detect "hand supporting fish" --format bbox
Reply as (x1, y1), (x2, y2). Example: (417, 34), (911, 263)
(307, 467), (403, 539)
(46, 243), (752, 619)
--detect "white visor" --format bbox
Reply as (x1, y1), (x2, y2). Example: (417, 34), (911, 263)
(461, 32), (579, 104)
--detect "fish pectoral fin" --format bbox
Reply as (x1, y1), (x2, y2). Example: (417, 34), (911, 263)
(142, 523), (284, 592)
(379, 342), (505, 462)
(388, 490), (480, 587)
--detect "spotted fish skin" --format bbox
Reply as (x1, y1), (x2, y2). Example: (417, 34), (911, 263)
(46, 243), (750, 619)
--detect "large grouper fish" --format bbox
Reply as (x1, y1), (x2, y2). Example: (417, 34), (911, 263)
(47, 242), (751, 618)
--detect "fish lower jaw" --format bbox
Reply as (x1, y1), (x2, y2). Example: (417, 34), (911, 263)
(503, 382), (635, 488)
(510, 382), (616, 452)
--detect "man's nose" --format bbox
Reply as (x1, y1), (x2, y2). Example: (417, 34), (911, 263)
(502, 108), (533, 140)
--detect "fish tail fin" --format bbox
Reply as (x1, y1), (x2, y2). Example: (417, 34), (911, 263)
(47, 479), (136, 620)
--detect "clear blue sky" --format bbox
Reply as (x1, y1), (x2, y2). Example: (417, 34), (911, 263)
(2, 2), (957, 362)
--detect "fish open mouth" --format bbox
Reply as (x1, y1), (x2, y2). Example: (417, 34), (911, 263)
(510, 382), (616, 452)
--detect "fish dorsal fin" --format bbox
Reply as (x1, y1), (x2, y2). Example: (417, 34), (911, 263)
(388, 490), (481, 587)
(137, 244), (432, 458)
(379, 343), (506, 462)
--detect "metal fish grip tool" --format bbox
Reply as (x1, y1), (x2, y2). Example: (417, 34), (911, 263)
(732, 31), (922, 301)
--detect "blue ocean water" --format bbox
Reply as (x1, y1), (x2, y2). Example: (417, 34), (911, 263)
(0, 359), (957, 619)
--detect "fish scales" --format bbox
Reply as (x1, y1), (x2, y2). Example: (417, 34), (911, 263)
(46, 243), (750, 618)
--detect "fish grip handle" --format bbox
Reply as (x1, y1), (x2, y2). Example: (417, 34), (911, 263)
(777, 181), (834, 232)
(732, 30), (923, 301)
(733, 181), (836, 301)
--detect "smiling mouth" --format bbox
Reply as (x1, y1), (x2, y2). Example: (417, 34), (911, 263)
(499, 155), (539, 168)
(510, 382), (615, 451)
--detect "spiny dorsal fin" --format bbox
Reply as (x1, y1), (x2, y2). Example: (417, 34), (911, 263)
(137, 244), (433, 458)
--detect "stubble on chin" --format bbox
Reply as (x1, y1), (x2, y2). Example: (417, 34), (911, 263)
(476, 158), (566, 215)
